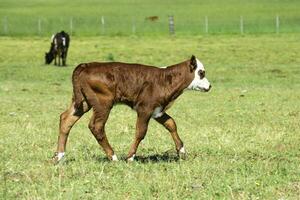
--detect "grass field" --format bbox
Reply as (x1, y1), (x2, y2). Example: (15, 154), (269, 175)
(1, 0), (300, 36)
(0, 34), (300, 199)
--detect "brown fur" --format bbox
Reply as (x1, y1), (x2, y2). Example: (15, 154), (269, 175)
(73, 61), (194, 110)
(55, 57), (197, 161)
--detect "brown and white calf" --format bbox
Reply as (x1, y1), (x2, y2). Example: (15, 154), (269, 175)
(53, 55), (211, 162)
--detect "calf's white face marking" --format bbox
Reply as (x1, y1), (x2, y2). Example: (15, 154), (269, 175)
(187, 58), (211, 92)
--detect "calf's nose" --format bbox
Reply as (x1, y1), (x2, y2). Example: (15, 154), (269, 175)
(205, 84), (212, 92)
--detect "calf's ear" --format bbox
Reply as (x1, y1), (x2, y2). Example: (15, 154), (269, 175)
(190, 55), (197, 71)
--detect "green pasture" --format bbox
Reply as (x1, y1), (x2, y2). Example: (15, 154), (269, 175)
(0, 0), (300, 36)
(0, 34), (300, 199)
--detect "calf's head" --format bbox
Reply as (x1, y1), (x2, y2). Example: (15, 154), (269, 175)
(45, 52), (54, 64)
(187, 55), (211, 92)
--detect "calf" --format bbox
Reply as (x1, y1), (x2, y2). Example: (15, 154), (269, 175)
(53, 55), (211, 162)
(45, 31), (70, 66)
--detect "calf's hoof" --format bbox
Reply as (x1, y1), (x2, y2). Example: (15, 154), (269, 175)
(111, 154), (118, 161)
(52, 152), (65, 165)
(126, 154), (136, 162)
(178, 147), (187, 160)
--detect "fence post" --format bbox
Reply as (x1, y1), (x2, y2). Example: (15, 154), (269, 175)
(101, 16), (105, 35)
(204, 16), (208, 34)
(168, 15), (175, 35)
(70, 17), (73, 36)
(3, 16), (8, 35)
(132, 18), (136, 35)
(276, 15), (280, 34)
(240, 16), (244, 34)
(38, 18), (41, 36)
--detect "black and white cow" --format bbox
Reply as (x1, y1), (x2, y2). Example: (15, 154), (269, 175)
(45, 31), (70, 66)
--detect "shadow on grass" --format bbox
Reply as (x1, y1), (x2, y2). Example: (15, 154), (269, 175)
(50, 150), (182, 165)
(95, 150), (181, 163)
(135, 153), (180, 163)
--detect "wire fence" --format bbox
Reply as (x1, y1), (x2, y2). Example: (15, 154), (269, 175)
(1, 15), (300, 36)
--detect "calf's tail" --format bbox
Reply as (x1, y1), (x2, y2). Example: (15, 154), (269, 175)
(72, 63), (87, 109)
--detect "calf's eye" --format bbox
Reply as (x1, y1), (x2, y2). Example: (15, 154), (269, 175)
(198, 70), (205, 79)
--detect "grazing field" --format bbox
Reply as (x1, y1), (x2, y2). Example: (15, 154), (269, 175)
(0, 0), (300, 36)
(1, 34), (300, 199)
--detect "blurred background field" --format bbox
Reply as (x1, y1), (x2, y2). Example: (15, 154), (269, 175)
(0, 0), (300, 36)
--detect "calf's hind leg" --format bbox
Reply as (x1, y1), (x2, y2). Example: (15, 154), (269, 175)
(88, 102), (117, 161)
(154, 113), (185, 157)
(62, 50), (67, 66)
(54, 101), (90, 162)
